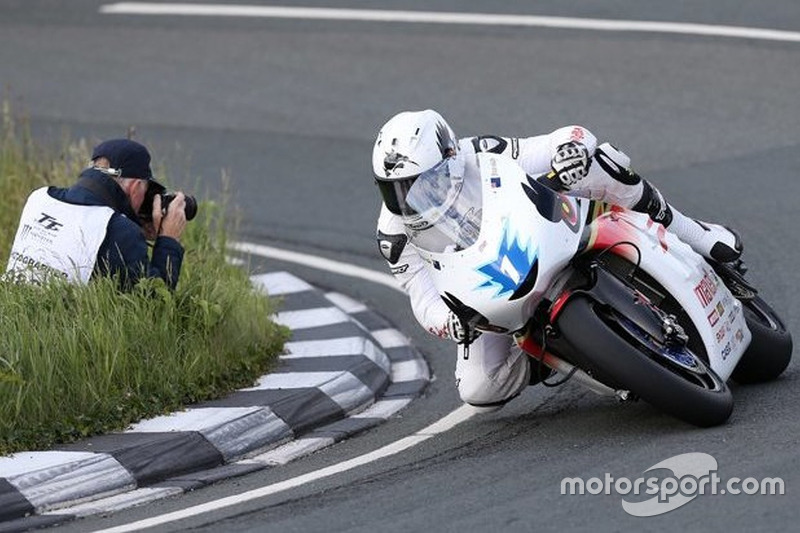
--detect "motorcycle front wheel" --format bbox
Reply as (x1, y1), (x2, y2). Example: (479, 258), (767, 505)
(557, 296), (734, 427)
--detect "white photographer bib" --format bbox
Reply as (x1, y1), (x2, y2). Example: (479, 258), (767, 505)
(6, 187), (114, 284)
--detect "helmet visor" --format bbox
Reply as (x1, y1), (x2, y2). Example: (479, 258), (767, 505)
(406, 158), (458, 215)
(376, 175), (418, 216)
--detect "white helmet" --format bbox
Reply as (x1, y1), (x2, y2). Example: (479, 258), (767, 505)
(372, 109), (457, 216)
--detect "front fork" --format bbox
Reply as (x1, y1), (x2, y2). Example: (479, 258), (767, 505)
(515, 258), (685, 400)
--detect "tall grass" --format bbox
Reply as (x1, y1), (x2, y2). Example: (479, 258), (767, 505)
(0, 100), (91, 258)
(0, 103), (289, 455)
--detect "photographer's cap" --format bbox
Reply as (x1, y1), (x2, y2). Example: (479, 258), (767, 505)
(91, 139), (165, 193)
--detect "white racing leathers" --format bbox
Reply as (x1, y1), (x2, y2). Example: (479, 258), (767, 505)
(376, 126), (647, 408)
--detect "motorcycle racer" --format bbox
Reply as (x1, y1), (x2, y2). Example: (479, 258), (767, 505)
(372, 109), (743, 411)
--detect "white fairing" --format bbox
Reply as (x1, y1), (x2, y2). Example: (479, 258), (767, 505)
(408, 152), (750, 381)
(409, 153), (588, 332)
(597, 211), (750, 380)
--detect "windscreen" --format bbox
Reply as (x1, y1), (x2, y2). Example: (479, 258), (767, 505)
(405, 157), (482, 253)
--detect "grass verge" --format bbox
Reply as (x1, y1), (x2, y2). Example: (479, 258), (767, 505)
(0, 102), (289, 455)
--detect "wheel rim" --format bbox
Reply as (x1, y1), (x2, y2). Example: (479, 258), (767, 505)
(610, 313), (726, 393)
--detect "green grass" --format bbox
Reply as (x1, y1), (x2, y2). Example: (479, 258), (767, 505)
(0, 102), (289, 455)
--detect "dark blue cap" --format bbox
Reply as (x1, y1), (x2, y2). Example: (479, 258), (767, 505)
(90, 139), (152, 179)
(91, 138), (165, 194)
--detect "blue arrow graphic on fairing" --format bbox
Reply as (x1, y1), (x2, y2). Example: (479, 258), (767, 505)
(476, 221), (537, 298)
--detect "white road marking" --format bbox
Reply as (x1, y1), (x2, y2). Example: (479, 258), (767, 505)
(230, 241), (401, 292)
(99, 3), (800, 43)
(250, 271), (313, 295)
(92, 404), (476, 532)
(281, 336), (376, 358)
(274, 306), (351, 330)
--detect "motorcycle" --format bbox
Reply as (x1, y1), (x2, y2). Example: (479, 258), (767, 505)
(404, 153), (792, 427)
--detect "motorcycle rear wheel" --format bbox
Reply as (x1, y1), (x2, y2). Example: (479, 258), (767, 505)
(730, 295), (793, 384)
(557, 296), (733, 427)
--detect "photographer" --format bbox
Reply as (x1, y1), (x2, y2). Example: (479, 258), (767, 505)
(6, 138), (190, 290)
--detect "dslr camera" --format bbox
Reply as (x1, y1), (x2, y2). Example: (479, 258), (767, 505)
(140, 186), (198, 222)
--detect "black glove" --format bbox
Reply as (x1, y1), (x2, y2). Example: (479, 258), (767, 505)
(551, 141), (592, 188)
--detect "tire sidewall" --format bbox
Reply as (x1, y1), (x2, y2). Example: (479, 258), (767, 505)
(557, 296), (733, 427)
(731, 296), (793, 384)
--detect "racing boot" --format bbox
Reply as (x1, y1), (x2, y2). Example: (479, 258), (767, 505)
(632, 180), (743, 263)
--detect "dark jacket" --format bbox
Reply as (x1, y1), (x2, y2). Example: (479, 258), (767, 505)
(48, 168), (184, 290)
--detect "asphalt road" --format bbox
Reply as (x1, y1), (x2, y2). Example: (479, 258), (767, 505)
(2, 1), (799, 531)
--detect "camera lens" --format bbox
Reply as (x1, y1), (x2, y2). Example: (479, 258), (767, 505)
(161, 193), (198, 221)
(184, 196), (198, 221)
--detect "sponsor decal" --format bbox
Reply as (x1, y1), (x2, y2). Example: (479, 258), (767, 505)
(20, 217), (60, 246)
(735, 328), (744, 343)
(404, 218), (431, 231)
(727, 305), (740, 326)
(721, 342), (732, 360)
(716, 301), (725, 316)
(36, 212), (63, 231)
(490, 177), (502, 188)
(559, 196), (579, 228)
(569, 126), (585, 142)
(707, 308), (720, 327)
(715, 327), (727, 344)
(390, 264), (409, 275)
(8, 251), (69, 280)
(694, 271), (719, 308)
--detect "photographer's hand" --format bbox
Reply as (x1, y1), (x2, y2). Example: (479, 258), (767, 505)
(158, 192), (187, 241)
(143, 194), (164, 241)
